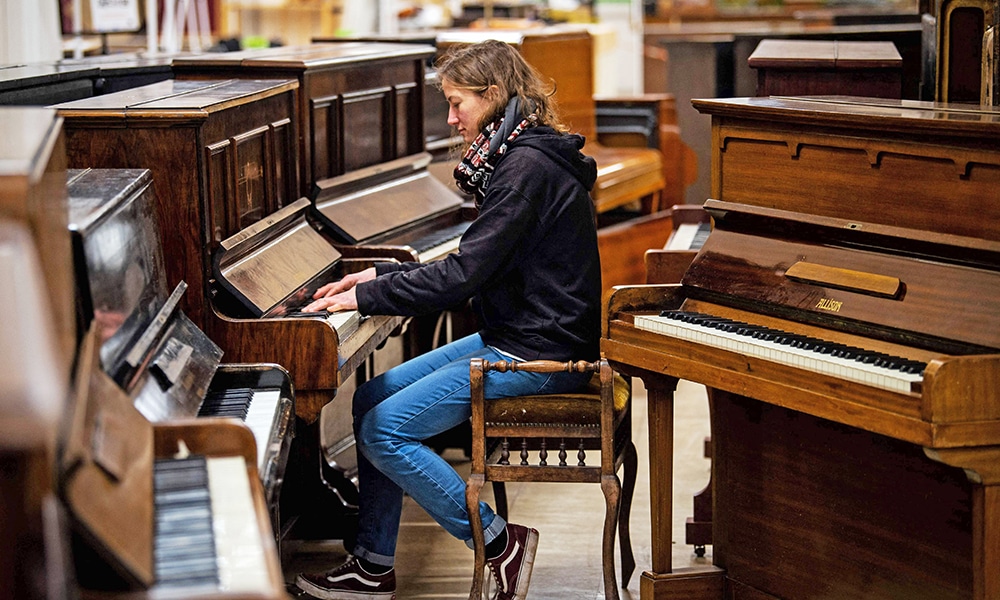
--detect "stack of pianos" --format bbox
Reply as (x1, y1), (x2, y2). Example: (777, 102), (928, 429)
(2, 38), (492, 598)
(1, 105), (291, 599)
(0, 38), (502, 597)
(603, 95), (1000, 600)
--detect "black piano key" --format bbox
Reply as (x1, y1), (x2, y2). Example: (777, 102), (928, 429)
(409, 221), (470, 253)
(153, 455), (219, 588)
(656, 310), (927, 377)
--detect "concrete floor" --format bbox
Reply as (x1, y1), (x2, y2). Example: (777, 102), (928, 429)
(282, 374), (714, 599)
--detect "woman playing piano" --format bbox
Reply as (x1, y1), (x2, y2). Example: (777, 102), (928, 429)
(297, 39), (601, 600)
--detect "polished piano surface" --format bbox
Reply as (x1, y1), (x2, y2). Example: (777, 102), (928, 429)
(602, 97), (1000, 600)
(0, 107), (76, 366)
(66, 167), (295, 534)
(51, 78), (401, 425)
(0, 219), (74, 600)
(59, 326), (287, 599)
(172, 42), (435, 196)
(309, 152), (476, 264)
(52, 78), (301, 334)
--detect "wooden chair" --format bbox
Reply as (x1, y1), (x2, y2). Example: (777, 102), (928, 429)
(465, 358), (637, 600)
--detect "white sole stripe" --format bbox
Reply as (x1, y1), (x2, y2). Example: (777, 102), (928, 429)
(326, 572), (384, 588)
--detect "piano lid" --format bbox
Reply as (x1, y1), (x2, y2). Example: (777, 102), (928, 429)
(311, 152), (463, 244)
(60, 323), (156, 588)
(67, 169), (223, 409)
(214, 197), (343, 317)
(51, 77), (298, 118)
(172, 41), (436, 71)
(684, 199), (1000, 354)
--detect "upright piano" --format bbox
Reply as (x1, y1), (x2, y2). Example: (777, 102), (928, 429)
(171, 42), (435, 196)
(0, 219), (74, 600)
(51, 78), (404, 424)
(602, 96), (1000, 600)
(66, 167), (295, 534)
(52, 80), (401, 540)
(0, 107), (76, 364)
(59, 324), (287, 599)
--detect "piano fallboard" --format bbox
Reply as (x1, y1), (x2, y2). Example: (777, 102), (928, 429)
(688, 200), (1000, 354)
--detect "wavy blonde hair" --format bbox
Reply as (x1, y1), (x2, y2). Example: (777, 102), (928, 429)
(434, 39), (568, 136)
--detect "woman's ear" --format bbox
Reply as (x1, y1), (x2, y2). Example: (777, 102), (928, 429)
(483, 84), (501, 102)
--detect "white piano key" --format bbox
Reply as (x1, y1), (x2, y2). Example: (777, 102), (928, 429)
(634, 314), (923, 394)
(242, 389), (281, 471)
(326, 309), (362, 340)
(418, 236), (462, 262)
(205, 456), (271, 592)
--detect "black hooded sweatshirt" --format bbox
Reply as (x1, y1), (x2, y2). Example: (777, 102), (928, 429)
(355, 126), (602, 361)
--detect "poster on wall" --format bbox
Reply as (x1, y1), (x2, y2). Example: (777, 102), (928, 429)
(60, 0), (142, 34)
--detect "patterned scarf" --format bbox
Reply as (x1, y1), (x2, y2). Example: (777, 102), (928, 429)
(454, 96), (536, 201)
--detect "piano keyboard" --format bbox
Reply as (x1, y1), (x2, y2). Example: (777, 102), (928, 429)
(414, 221), (469, 262)
(279, 308), (364, 340)
(198, 387), (282, 471)
(665, 222), (711, 251)
(153, 455), (271, 593)
(635, 311), (926, 394)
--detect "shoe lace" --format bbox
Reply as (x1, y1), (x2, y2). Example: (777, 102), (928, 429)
(326, 555), (358, 577)
(486, 559), (508, 600)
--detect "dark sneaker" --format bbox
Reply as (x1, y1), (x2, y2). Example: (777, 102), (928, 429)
(296, 556), (396, 600)
(486, 523), (539, 600)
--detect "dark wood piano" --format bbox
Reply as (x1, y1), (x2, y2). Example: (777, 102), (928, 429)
(171, 42), (435, 197)
(51, 79), (403, 542)
(59, 324), (287, 599)
(66, 167), (295, 536)
(602, 96), (1000, 600)
(51, 78), (403, 424)
(0, 218), (74, 600)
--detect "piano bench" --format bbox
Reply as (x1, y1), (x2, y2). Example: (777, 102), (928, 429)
(590, 142), (666, 214)
(465, 358), (637, 600)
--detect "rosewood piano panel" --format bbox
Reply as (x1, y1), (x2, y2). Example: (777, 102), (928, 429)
(52, 78), (300, 333)
(693, 95), (1000, 242)
(172, 42), (434, 195)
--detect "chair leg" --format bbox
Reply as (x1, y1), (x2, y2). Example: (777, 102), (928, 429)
(619, 441), (638, 587)
(600, 474), (622, 600)
(466, 474), (487, 600)
(492, 481), (508, 521)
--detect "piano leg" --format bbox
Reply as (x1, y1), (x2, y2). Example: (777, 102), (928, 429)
(685, 390), (716, 558)
(608, 365), (724, 600)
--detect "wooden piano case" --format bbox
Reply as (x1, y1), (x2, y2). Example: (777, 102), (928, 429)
(53, 78), (301, 334)
(172, 42), (435, 196)
(60, 327), (286, 599)
(0, 107), (76, 364)
(66, 168), (296, 535)
(602, 97), (1000, 600)
(0, 219), (74, 600)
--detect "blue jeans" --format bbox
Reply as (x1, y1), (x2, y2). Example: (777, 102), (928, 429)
(350, 333), (591, 567)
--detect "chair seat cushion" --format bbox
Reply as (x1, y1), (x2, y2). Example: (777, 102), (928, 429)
(484, 373), (630, 428)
